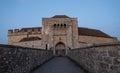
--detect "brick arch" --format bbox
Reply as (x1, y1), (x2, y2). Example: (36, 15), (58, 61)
(55, 42), (65, 48)
(55, 42), (66, 56)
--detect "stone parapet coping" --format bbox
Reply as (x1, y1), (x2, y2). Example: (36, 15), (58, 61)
(74, 42), (120, 49)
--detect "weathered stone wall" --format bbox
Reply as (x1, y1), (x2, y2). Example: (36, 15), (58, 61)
(0, 44), (53, 73)
(68, 42), (120, 73)
(78, 35), (117, 48)
(13, 40), (42, 49)
(8, 35), (27, 44)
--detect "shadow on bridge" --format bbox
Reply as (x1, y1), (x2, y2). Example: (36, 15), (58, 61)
(31, 56), (87, 73)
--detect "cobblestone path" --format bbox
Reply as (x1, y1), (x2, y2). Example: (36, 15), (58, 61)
(32, 57), (86, 73)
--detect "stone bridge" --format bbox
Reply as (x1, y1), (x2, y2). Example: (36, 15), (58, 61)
(0, 42), (120, 73)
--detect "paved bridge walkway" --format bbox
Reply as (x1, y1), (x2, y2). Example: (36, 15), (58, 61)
(32, 57), (86, 73)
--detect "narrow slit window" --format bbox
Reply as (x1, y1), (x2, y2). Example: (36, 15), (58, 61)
(61, 24), (63, 27)
(64, 24), (66, 28)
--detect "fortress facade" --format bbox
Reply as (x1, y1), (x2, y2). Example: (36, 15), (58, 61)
(8, 15), (117, 55)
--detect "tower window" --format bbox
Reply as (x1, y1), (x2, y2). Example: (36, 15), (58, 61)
(61, 24), (63, 27)
(64, 24), (66, 28)
(58, 24), (59, 27)
(54, 24), (56, 27)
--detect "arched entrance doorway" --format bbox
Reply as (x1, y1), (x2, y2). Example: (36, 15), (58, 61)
(55, 42), (66, 56)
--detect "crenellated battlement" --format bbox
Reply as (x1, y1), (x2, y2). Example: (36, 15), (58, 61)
(8, 27), (42, 36)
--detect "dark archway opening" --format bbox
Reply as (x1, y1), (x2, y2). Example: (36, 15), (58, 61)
(55, 42), (66, 56)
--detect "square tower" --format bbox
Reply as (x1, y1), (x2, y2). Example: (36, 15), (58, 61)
(41, 15), (78, 50)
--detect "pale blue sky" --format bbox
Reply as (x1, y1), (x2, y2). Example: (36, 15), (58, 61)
(0, 0), (120, 44)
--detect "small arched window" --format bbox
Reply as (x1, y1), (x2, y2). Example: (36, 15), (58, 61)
(61, 24), (63, 27)
(54, 24), (56, 27)
(58, 24), (59, 27)
(64, 24), (66, 28)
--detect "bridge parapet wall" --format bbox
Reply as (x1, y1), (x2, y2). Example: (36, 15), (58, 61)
(68, 42), (120, 73)
(0, 44), (53, 73)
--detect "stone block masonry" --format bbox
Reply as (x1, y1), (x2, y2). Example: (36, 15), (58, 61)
(0, 44), (53, 73)
(68, 42), (120, 73)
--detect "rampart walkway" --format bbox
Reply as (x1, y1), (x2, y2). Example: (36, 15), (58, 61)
(32, 57), (86, 73)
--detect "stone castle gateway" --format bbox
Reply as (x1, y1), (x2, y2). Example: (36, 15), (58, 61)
(8, 15), (117, 56)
